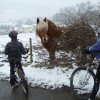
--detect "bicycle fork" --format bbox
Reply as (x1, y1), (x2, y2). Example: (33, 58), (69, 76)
(78, 68), (91, 88)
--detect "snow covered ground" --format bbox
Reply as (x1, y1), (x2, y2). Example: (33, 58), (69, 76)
(0, 32), (75, 89)
(0, 32), (100, 97)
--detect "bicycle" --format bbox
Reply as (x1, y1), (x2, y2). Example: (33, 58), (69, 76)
(70, 58), (99, 100)
(6, 60), (29, 96)
(14, 63), (29, 96)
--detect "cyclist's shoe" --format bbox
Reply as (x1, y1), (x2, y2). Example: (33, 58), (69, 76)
(11, 83), (19, 89)
(88, 98), (93, 100)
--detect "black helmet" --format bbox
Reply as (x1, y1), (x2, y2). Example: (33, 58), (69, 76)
(9, 31), (18, 39)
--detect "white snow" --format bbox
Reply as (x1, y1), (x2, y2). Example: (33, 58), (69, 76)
(0, 63), (75, 89)
(0, 32), (74, 89)
(0, 32), (100, 98)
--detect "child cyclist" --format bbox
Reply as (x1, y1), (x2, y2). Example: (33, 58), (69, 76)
(5, 30), (28, 88)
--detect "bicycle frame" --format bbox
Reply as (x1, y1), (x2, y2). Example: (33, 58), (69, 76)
(85, 59), (99, 71)
(14, 64), (28, 95)
(15, 66), (24, 81)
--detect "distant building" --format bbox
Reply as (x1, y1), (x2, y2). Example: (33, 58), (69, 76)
(17, 24), (36, 33)
(0, 29), (8, 35)
(0, 25), (12, 35)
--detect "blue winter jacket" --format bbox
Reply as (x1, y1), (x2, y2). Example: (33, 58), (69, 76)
(88, 38), (100, 59)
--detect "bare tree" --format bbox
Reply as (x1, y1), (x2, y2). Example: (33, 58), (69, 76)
(52, 7), (77, 25)
(52, 1), (100, 26)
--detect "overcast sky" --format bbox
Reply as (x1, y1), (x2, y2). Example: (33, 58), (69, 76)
(0, 0), (99, 24)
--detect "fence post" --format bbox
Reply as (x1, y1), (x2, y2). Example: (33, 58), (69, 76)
(29, 38), (33, 63)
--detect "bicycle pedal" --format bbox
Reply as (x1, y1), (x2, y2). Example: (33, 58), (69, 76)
(11, 84), (19, 89)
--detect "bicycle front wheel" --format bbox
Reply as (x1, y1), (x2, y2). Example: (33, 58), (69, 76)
(70, 67), (96, 100)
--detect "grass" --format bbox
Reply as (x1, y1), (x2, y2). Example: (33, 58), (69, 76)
(22, 63), (31, 67)
(0, 64), (4, 67)
(0, 56), (75, 70)
(31, 63), (54, 69)
(31, 60), (74, 69)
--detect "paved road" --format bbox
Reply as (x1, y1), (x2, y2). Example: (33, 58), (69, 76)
(0, 81), (99, 100)
(0, 81), (77, 100)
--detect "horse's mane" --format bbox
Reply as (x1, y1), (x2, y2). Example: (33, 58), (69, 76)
(36, 19), (48, 32)
(47, 19), (57, 29)
(36, 18), (66, 38)
(47, 19), (66, 37)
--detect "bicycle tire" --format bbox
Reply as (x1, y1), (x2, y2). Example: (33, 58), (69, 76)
(17, 68), (29, 96)
(21, 78), (29, 96)
(70, 67), (96, 100)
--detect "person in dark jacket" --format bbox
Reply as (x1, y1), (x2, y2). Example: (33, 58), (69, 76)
(84, 30), (100, 100)
(5, 30), (28, 88)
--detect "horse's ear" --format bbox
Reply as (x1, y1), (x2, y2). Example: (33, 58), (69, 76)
(44, 17), (46, 22)
(37, 18), (39, 24)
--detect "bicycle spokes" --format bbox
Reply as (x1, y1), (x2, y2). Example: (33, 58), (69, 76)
(72, 69), (94, 96)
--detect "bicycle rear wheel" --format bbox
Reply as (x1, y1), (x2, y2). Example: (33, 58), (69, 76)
(21, 78), (28, 96)
(70, 67), (96, 100)
(17, 68), (29, 96)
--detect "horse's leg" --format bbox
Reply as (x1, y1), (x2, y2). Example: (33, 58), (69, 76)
(49, 48), (56, 64)
(43, 44), (56, 64)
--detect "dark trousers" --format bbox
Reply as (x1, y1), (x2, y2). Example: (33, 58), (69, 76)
(9, 59), (23, 85)
(90, 64), (100, 100)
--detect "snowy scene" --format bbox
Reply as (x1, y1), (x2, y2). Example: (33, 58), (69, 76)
(0, 32), (76, 89)
(0, 31), (100, 98)
(0, 0), (100, 100)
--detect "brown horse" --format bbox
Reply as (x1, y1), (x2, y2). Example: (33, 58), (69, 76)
(36, 18), (96, 64)
(36, 17), (66, 63)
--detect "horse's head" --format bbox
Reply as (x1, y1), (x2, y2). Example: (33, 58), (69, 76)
(36, 17), (49, 43)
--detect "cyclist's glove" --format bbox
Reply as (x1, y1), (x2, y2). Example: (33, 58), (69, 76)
(25, 48), (29, 53)
(82, 46), (90, 54)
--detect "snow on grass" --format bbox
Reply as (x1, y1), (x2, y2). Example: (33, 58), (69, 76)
(0, 62), (76, 89)
(24, 64), (75, 89)
(1, 32), (100, 98)
(0, 32), (76, 89)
